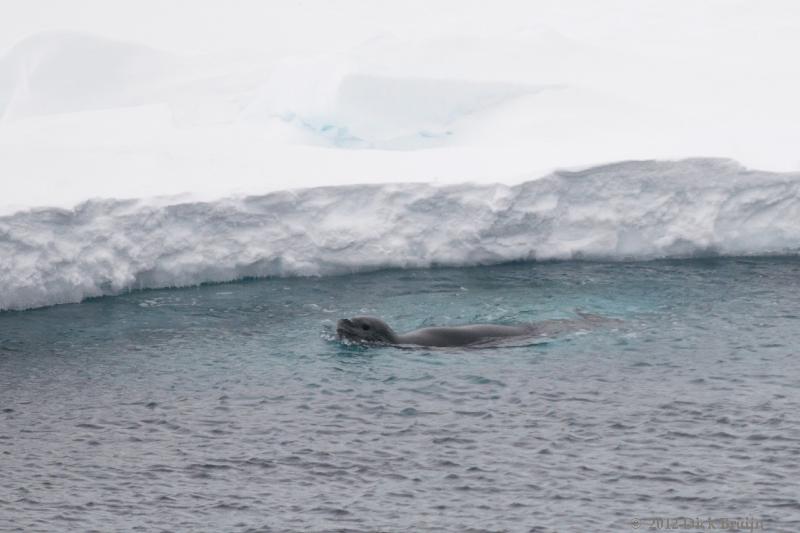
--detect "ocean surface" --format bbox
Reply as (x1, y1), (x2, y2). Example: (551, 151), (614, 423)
(1, 258), (799, 532)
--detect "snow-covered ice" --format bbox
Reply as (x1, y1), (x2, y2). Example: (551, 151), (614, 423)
(1, 1), (799, 309)
(2, 158), (800, 311)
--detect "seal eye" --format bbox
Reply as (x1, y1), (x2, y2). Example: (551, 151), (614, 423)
(362, 324), (370, 331)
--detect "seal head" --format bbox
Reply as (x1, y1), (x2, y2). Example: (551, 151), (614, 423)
(336, 316), (398, 344)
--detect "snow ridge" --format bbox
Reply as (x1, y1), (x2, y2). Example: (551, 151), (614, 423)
(2, 158), (799, 311)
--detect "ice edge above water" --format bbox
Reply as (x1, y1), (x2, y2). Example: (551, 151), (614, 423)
(2, 157), (800, 311)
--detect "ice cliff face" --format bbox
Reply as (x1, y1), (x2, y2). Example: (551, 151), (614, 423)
(2, 158), (799, 311)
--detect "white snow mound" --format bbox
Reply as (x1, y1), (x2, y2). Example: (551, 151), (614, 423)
(1, 158), (799, 311)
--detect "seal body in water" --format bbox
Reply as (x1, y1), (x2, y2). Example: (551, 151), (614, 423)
(337, 316), (535, 347)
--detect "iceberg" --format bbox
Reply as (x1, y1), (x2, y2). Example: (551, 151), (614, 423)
(2, 1), (799, 310)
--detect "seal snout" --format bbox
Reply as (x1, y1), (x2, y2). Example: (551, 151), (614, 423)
(336, 318), (356, 337)
(335, 316), (395, 344)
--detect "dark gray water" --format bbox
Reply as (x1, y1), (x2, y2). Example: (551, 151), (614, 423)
(1, 258), (799, 532)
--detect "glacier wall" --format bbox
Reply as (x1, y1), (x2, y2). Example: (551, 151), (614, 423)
(2, 158), (799, 311)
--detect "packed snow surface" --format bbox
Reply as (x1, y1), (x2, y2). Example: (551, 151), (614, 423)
(2, 158), (800, 311)
(2, 1), (800, 210)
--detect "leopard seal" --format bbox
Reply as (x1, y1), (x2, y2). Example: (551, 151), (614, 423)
(336, 313), (619, 347)
(336, 316), (536, 347)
